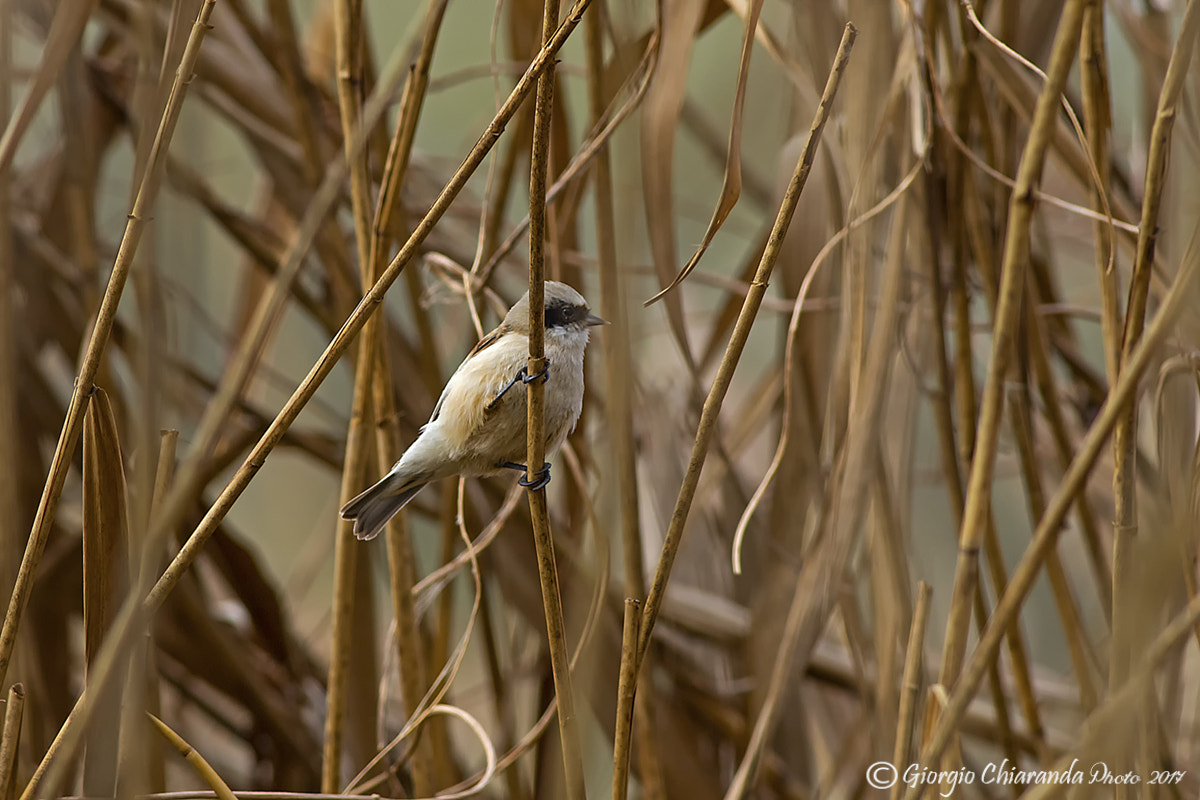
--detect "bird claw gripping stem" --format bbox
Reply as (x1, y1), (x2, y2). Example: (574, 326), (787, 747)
(486, 362), (551, 411)
(500, 461), (552, 491)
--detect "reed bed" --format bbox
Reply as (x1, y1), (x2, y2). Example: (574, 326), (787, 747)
(1, 1), (1199, 799)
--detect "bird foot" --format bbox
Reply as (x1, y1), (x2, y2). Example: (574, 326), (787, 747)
(500, 461), (552, 491)
(487, 364), (550, 411)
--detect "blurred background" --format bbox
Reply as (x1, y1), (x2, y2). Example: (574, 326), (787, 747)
(1, 0), (1199, 798)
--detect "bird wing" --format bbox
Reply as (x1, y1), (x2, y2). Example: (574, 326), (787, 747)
(428, 324), (507, 425)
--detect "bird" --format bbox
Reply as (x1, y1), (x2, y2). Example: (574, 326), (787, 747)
(339, 281), (606, 540)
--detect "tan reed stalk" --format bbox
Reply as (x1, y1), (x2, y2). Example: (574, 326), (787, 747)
(611, 599), (641, 800)
(905, 219), (1200, 800)
(0, 0), (218, 693)
(915, 115), (1030, 762)
(724, 126), (901, 800)
(584, 2), (664, 790)
(366, 4), (449, 787)
(935, 0), (1087, 703)
(1005, 348), (1099, 711)
(18, 8), (592, 796)
(890, 584), (930, 800)
(957, 167), (1047, 757)
(0, 684), (23, 800)
(1110, 0), (1200, 698)
(147, 714), (238, 800)
(1025, 306), (1112, 623)
(1079, 3), (1121, 387)
(323, 0), (377, 789)
(525, 0), (587, 796)
(636, 21), (856, 664)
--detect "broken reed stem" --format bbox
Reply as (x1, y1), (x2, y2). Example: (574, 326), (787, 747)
(525, 0), (587, 797)
(17, 8), (592, 797)
(323, 0), (375, 790)
(636, 21), (857, 664)
(890, 584), (930, 800)
(936, 0), (1087, 698)
(1110, 0), (1200, 696)
(0, 0), (217, 692)
(611, 599), (641, 800)
(906, 220), (1200, 800)
(147, 714), (237, 800)
(0, 684), (23, 800)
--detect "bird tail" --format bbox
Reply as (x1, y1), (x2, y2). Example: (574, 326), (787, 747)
(339, 472), (429, 541)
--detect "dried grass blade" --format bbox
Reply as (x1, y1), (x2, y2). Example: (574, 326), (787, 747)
(645, 0), (764, 306)
(81, 388), (131, 797)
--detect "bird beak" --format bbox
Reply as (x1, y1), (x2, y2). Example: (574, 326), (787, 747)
(585, 313), (609, 327)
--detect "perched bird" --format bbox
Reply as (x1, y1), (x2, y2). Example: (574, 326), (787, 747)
(340, 281), (606, 540)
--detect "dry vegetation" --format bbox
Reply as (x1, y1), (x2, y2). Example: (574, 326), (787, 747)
(2, 0), (1200, 799)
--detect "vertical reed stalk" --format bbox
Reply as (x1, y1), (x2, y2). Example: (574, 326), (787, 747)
(890, 584), (929, 800)
(526, 0), (587, 797)
(611, 599), (641, 800)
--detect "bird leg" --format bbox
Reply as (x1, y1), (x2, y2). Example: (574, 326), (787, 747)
(486, 363), (550, 411)
(499, 460), (552, 491)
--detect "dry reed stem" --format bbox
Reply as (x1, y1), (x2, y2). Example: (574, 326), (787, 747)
(0, 0), (217, 693)
(906, 218), (1200, 800)
(725, 125), (901, 800)
(322, 0), (376, 789)
(17, 8), (591, 796)
(611, 599), (641, 800)
(1110, 0), (1200, 696)
(524, 0), (587, 796)
(0, 684), (23, 800)
(147, 714), (238, 800)
(638, 22), (856, 663)
(890, 584), (930, 800)
(937, 0), (1087, 700)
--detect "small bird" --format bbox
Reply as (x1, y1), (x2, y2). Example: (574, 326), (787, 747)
(340, 281), (606, 540)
